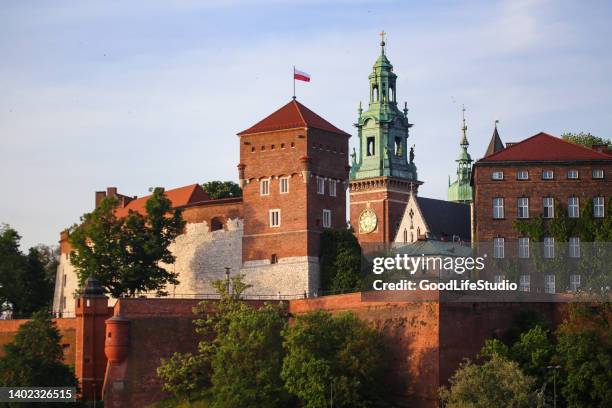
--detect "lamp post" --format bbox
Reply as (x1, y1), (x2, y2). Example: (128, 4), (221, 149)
(225, 267), (231, 295)
(547, 365), (561, 408)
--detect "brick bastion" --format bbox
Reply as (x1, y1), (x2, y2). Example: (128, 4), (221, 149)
(0, 293), (568, 408)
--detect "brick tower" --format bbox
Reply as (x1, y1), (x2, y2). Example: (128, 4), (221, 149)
(75, 277), (109, 401)
(349, 33), (422, 245)
(237, 99), (350, 296)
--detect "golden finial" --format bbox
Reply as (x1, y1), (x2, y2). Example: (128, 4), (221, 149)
(379, 30), (386, 48)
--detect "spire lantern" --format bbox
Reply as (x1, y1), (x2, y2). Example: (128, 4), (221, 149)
(448, 105), (473, 203)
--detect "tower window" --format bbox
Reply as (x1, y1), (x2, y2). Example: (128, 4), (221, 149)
(271, 254), (278, 264)
(367, 137), (375, 156)
(389, 86), (395, 102)
(317, 177), (325, 194)
(329, 180), (337, 197)
(394, 137), (402, 156)
(373, 86), (379, 102)
(269, 209), (281, 228)
(322, 209), (332, 228)
(260, 179), (270, 196)
(280, 177), (289, 194)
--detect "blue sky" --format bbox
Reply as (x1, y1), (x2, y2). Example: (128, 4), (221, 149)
(1, 0), (611, 249)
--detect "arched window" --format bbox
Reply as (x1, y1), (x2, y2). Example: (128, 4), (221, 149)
(403, 228), (408, 243)
(410, 232), (414, 242)
(210, 217), (223, 232)
(395, 137), (402, 156)
(389, 86), (395, 102)
(367, 137), (375, 156)
(373, 86), (379, 102)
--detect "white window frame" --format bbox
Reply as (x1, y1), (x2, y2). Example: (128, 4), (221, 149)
(542, 170), (554, 180)
(594, 197), (605, 218)
(493, 238), (505, 259)
(570, 274), (581, 292)
(544, 237), (555, 258)
(316, 176), (325, 195)
(517, 170), (529, 180)
(329, 180), (337, 197)
(568, 197), (579, 218)
(322, 209), (331, 228)
(569, 237), (580, 258)
(545, 275), (556, 294)
(491, 171), (504, 180)
(260, 179), (270, 196)
(520, 275), (530, 292)
(567, 169), (579, 179)
(493, 198), (504, 219)
(592, 169), (604, 179)
(543, 197), (554, 219)
(279, 177), (289, 194)
(518, 237), (530, 259)
(517, 197), (529, 219)
(269, 209), (281, 228)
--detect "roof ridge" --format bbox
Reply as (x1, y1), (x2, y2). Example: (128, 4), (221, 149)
(484, 132), (543, 160)
(293, 100), (307, 126)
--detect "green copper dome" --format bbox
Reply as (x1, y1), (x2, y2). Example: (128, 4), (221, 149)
(350, 33), (417, 181)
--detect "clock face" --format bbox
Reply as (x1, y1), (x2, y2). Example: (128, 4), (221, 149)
(359, 208), (377, 234)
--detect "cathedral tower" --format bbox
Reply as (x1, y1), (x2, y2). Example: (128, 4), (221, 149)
(349, 33), (422, 244)
(448, 106), (473, 203)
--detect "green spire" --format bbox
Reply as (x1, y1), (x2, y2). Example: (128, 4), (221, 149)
(448, 105), (473, 203)
(350, 32), (417, 181)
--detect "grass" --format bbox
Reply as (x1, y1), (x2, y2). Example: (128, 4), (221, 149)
(146, 392), (213, 408)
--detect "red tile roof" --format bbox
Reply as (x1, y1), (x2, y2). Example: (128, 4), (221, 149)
(480, 132), (612, 162)
(237, 99), (350, 136)
(115, 184), (209, 217)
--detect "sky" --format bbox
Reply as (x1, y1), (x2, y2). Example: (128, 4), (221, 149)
(1, 0), (612, 250)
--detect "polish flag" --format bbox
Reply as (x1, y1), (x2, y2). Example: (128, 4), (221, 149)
(294, 68), (311, 82)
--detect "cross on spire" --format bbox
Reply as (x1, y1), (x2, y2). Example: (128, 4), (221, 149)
(379, 30), (386, 51)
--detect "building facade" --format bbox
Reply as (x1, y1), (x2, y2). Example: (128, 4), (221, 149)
(472, 132), (612, 242)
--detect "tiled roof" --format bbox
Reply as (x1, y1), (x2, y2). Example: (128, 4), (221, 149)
(481, 132), (612, 162)
(115, 184), (209, 217)
(416, 197), (471, 242)
(484, 125), (504, 157)
(237, 99), (350, 136)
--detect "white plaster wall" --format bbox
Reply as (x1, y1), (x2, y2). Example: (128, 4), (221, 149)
(394, 195), (429, 243)
(241, 256), (320, 298)
(52, 218), (245, 312)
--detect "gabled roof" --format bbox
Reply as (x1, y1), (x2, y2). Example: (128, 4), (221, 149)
(237, 99), (350, 136)
(115, 184), (209, 217)
(480, 132), (612, 162)
(416, 197), (471, 242)
(484, 125), (504, 157)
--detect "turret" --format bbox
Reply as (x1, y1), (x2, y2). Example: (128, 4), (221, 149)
(448, 106), (474, 204)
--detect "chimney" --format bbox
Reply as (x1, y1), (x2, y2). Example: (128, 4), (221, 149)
(95, 191), (107, 208)
(107, 187), (118, 197)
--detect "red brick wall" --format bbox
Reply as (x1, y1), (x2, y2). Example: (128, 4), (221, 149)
(349, 179), (412, 244)
(239, 127), (348, 262)
(180, 198), (243, 227)
(0, 318), (77, 365)
(473, 163), (612, 241)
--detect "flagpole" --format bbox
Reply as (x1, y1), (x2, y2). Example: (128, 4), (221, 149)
(293, 66), (296, 99)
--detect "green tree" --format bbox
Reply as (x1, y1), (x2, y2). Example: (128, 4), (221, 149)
(202, 181), (242, 199)
(440, 354), (536, 408)
(69, 188), (185, 298)
(561, 132), (610, 148)
(0, 311), (77, 390)
(0, 225), (55, 316)
(319, 229), (362, 293)
(210, 303), (289, 408)
(556, 303), (612, 407)
(281, 310), (388, 408)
